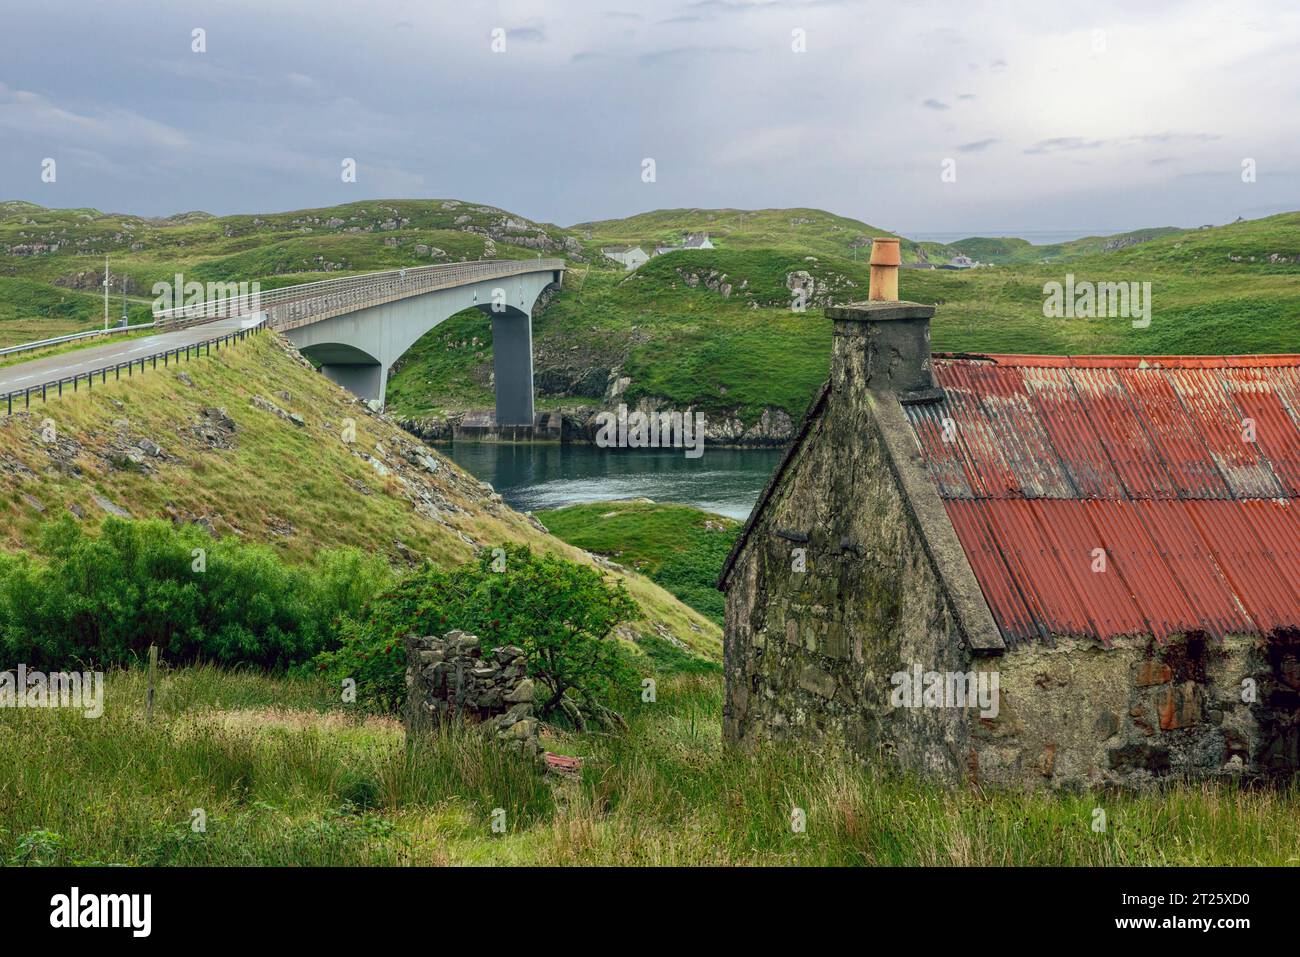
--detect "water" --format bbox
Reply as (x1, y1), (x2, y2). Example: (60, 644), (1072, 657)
(442, 443), (784, 520)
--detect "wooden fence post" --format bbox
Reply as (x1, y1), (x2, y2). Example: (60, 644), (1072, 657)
(147, 644), (158, 722)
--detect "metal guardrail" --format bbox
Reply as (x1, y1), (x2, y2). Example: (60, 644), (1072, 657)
(3, 318), (267, 416)
(0, 321), (158, 358)
(154, 258), (566, 331)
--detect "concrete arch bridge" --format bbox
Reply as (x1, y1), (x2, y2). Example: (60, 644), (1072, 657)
(156, 258), (565, 423)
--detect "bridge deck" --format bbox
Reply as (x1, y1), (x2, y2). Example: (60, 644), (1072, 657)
(155, 258), (565, 332)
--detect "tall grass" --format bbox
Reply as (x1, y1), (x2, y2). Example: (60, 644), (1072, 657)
(2, 666), (1297, 866)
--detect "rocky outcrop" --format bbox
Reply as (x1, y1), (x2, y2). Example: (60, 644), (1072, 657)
(398, 414), (461, 443)
(555, 400), (796, 447)
(55, 270), (140, 294)
(675, 267), (734, 298)
(785, 267), (857, 307)
(404, 630), (542, 760)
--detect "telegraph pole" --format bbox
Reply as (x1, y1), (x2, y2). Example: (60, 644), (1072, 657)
(103, 254), (110, 330)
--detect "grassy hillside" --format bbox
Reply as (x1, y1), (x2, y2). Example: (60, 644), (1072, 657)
(6, 664), (1300, 865)
(540, 501), (740, 625)
(0, 329), (718, 660)
(936, 227), (1188, 265)
(572, 206), (933, 262)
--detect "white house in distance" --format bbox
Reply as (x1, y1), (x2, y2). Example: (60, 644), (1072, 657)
(656, 232), (714, 255)
(601, 245), (650, 270)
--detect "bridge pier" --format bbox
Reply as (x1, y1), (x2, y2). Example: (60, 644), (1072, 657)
(491, 309), (534, 426)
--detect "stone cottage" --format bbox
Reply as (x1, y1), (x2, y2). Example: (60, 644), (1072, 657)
(718, 239), (1300, 789)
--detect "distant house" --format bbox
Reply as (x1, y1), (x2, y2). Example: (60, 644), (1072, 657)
(945, 254), (978, 269)
(601, 245), (649, 270)
(656, 232), (714, 255)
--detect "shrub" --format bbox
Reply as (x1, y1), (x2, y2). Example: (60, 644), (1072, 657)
(0, 516), (394, 669)
(314, 544), (640, 717)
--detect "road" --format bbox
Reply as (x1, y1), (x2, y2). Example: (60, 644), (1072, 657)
(0, 316), (259, 397)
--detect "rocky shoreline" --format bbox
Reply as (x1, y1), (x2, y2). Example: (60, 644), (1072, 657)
(398, 400), (797, 448)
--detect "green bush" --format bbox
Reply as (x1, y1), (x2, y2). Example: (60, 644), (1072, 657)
(0, 516), (393, 669)
(314, 544), (640, 717)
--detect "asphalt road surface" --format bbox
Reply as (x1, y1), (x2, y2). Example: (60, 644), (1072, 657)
(0, 316), (259, 397)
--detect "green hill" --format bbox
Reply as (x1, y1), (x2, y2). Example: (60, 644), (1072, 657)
(540, 501), (740, 626)
(573, 206), (937, 263)
(940, 227), (1188, 265)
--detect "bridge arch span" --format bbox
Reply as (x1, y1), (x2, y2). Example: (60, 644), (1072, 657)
(251, 261), (563, 424)
(295, 341), (385, 403)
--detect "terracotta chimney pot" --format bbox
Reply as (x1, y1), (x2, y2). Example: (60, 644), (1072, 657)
(868, 237), (901, 301)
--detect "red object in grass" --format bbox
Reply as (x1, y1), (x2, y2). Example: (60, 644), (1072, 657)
(544, 752), (582, 773)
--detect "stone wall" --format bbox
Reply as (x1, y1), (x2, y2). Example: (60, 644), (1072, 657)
(974, 634), (1271, 789)
(723, 366), (974, 783)
(404, 630), (542, 759)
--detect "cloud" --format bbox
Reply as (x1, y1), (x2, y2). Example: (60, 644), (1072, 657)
(638, 45), (754, 64)
(508, 26), (546, 42)
(0, 85), (190, 151)
(0, 0), (1293, 234)
(1025, 133), (1221, 154)
(1024, 137), (1107, 154)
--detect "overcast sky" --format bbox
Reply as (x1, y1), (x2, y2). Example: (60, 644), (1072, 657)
(2, 0), (1298, 236)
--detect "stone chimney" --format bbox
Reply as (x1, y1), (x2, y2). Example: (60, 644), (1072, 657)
(825, 237), (941, 400)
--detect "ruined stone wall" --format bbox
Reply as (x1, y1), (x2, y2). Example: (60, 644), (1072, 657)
(404, 630), (542, 759)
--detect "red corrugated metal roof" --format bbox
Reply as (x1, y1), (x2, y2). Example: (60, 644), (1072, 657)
(907, 354), (1300, 645)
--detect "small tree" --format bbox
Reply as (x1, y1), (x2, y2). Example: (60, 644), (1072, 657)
(314, 545), (639, 718)
(468, 545), (638, 716)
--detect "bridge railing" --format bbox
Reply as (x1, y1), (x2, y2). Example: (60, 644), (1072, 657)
(154, 258), (565, 330)
(4, 317), (267, 416)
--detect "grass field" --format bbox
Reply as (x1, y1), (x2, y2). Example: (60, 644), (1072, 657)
(5, 664), (1298, 866)
(540, 500), (739, 625)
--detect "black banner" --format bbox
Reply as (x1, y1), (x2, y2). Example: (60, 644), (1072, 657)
(0, 866), (1284, 943)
